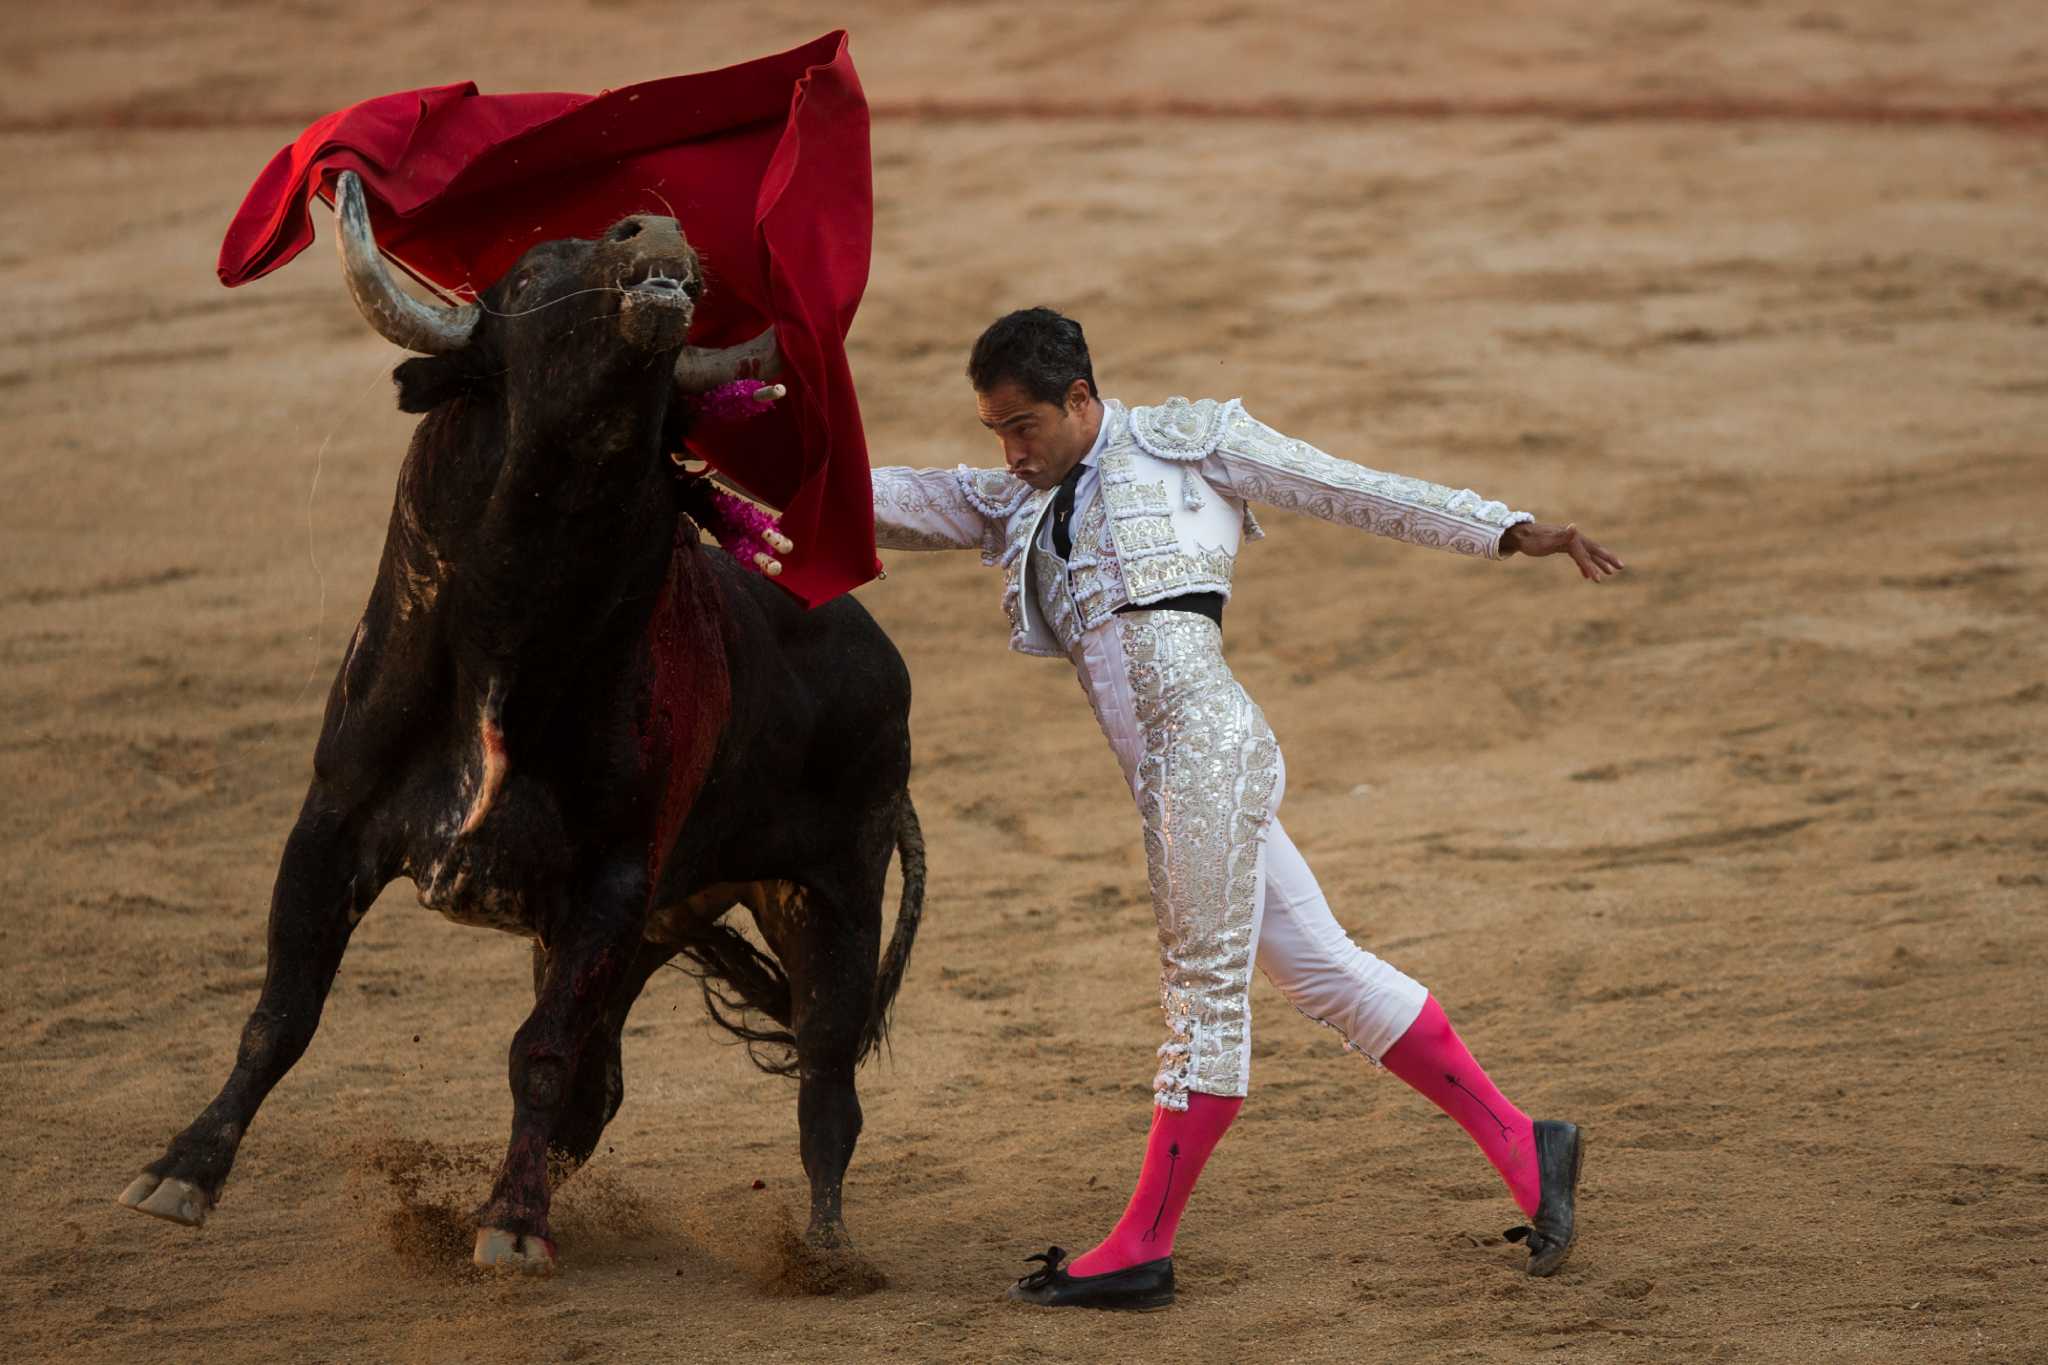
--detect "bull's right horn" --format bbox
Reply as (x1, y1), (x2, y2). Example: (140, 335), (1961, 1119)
(332, 170), (480, 354)
(674, 327), (783, 393)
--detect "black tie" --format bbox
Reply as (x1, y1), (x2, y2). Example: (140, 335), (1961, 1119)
(1050, 461), (1086, 559)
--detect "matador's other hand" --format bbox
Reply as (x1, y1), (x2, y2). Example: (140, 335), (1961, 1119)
(1501, 522), (1625, 581)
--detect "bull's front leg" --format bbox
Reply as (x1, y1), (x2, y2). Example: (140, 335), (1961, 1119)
(118, 797), (375, 1227)
(472, 859), (648, 1274)
(532, 939), (680, 1192)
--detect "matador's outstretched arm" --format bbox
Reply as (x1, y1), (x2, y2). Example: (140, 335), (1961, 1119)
(869, 465), (1031, 559)
(1194, 402), (1622, 579)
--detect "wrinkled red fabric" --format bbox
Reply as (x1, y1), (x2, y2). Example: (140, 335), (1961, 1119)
(218, 31), (879, 605)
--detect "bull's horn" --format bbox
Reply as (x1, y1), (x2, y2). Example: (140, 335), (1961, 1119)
(332, 170), (480, 354)
(674, 327), (783, 393)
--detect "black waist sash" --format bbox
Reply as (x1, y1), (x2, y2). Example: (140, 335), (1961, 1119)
(1114, 592), (1225, 629)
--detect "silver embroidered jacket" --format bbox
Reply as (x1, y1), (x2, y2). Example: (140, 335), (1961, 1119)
(870, 396), (1533, 657)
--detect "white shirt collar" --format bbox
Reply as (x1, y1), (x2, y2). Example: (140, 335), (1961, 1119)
(1075, 398), (1112, 475)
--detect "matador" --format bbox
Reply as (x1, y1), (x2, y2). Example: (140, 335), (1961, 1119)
(870, 308), (1624, 1310)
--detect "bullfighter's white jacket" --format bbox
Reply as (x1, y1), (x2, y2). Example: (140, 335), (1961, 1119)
(871, 395), (1534, 1106)
(869, 396), (1533, 657)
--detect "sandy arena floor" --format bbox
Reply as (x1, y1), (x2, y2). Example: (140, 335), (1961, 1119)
(4, 3), (2046, 1361)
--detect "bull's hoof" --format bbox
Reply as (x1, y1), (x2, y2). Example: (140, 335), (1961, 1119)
(473, 1227), (557, 1275)
(117, 1174), (211, 1227)
(805, 1219), (852, 1252)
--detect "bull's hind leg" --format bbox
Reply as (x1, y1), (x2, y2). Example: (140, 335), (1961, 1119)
(473, 859), (647, 1273)
(118, 804), (374, 1226)
(752, 881), (883, 1249)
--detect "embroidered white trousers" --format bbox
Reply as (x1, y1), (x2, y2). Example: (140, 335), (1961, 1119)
(1072, 610), (1430, 1109)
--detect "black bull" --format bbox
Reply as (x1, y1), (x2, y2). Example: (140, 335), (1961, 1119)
(117, 173), (925, 1273)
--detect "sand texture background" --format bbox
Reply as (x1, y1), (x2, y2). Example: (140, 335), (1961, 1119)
(4, 2), (2046, 1361)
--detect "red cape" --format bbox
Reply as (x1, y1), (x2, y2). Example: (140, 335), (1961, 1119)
(219, 31), (879, 605)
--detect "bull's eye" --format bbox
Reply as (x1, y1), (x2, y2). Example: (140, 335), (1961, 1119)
(683, 278), (703, 300)
(611, 221), (643, 242)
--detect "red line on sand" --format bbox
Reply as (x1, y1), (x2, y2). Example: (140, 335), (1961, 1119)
(2, 96), (2045, 135)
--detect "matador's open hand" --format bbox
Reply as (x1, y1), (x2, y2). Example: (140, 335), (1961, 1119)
(1500, 522), (1625, 582)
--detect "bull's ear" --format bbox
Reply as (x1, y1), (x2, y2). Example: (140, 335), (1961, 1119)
(393, 355), (469, 413)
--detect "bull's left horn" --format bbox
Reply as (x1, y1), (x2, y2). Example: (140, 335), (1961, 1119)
(674, 328), (783, 393)
(332, 170), (480, 354)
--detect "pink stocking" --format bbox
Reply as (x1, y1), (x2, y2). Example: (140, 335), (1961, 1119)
(1068, 1092), (1242, 1276)
(1379, 995), (1540, 1216)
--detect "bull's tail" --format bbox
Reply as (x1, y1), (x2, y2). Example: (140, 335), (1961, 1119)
(859, 791), (926, 1064)
(676, 791), (926, 1076)
(676, 918), (801, 1077)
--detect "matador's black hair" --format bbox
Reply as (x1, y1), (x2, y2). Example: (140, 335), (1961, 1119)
(967, 306), (1098, 405)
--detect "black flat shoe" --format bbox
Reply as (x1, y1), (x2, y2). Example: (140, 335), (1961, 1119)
(1006, 1246), (1176, 1311)
(1505, 1119), (1583, 1277)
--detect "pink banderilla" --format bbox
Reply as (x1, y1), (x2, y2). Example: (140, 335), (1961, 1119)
(691, 378), (782, 422)
(681, 380), (794, 577)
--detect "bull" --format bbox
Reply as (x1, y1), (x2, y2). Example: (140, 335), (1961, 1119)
(116, 171), (924, 1274)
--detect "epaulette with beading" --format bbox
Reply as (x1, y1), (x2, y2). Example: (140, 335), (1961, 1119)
(1127, 396), (1246, 462)
(954, 464), (1034, 519)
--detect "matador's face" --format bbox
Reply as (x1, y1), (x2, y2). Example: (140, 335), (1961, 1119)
(976, 379), (1097, 491)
